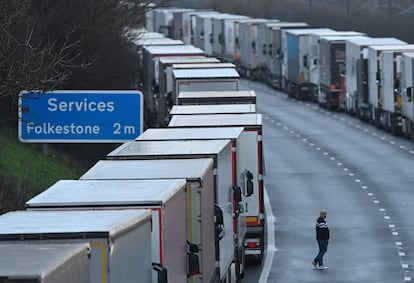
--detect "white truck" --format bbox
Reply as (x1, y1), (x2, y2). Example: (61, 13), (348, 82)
(377, 48), (414, 134)
(365, 44), (413, 124)
(177, 90), (256, 105)
(283, 28), (334, 99)
(345, 37), (406, 115)
(212, 14), (249, 60)
(317, 34), (366, 109)
(194, 13), (218, 56)
(142, 45), (204, 127)
(26, 179), (190, 283)
(170, 104), (256, 115)
(168, 114), (265, 263)
(172, 68), (240, 105)
(0, 209), (153, 283)
(307, 31), (365, 104)
(400, 52), (414, 140)
(107, 139), (247, 282)
(181, 10), (217, 45)
(267, 22), (309, 89)
(157, 56), (220, 125)
(0, 243), (90, 283)
(79, 158), (231, 283)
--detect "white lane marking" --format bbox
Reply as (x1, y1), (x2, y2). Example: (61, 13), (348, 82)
(399, 252), (406, 256)
(337, 162), (343, 166)
(389, 224), (396, 228)
(403, 264), (409, 269)
(384, 216), (391, 220)
(396, 242), (402, 246)
(362, 186), (368, 190)
(259, 187), (276, 283)
(355, 179), (361, 183)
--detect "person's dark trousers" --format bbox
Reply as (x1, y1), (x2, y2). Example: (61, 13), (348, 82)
(314, 240), (328, 266)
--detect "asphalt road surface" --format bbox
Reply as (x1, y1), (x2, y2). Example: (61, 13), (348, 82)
(240, 79), (414, 283)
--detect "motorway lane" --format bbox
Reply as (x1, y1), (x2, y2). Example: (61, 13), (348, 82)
(240, 79), (414, 282)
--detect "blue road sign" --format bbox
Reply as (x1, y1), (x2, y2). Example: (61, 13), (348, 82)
(19, 90), (143, 143)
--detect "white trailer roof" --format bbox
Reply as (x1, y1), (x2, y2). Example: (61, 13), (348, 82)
(286, 28), (334, 36)
(319, 35), (366, 42)
(81, 158), (214, 181)
(346, 37), (406, 46)
(159, 57), (220, 64)
(173, 68), (239, 79)
(0, 210), (151, 239)
(169, 113), (263, 127)
(0, 243), (90, 278)
(170, 104), (256, 115)
(26, 179), (187, 207)
(178, 90), (255, 99)
(108, 140), (230, 159)
(136, 127), (245, 141)
(133, 38), (183, 46)
(144, 45), (204, 55)
(270, 22), (308, 29)
(172, 63), (235, 69)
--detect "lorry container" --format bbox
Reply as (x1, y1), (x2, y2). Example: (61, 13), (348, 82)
(365, 44), (413, 123)
(172, 9), (195, 40)
(400, 52), (414, 140)
(107, 140), (247, 281)
(142, 45), (204, 127)
(172, 68), (240, 105)
(0, 209), (152, 283)
(170, 104), (256, 115)
(267, 22), (309, 89)
(157, 56), (220, 126)
(307, 31), (365, 104)
(27, 179), (191, 283)
(168, 114), (265, 263)
(237, 19), (267, 78)
(212, 14), (249, 60)
(345, 37), (406, 115)
(283, 28), (334, 99)
(255, 20), (281, 81)
(318, 35), (367, 109)
(177, 90), (256, 105)
(80, 158), (232, 283)
(194, 13), (219, 56)
(0, 243), (90, 283)
(377, 48), (414, 134)
(153, 8), (191, 37)
(145, 3), (156, 32)
(181, 10), (216, 45)
(222, 16), (251, 63)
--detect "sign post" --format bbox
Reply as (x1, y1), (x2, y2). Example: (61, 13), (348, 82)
(19, 90), (143, 143)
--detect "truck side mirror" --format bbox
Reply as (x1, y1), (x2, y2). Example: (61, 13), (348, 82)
(233, 185), (242, 203)
(245, 170), (254, 197)
(214, 204), (225, 240)
(152, 263), (168, 283)
(186, 241), (200, 278)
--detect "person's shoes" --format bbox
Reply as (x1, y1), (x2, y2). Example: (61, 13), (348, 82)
(318, 265), (328, 270)
(311, 261), (317, 270)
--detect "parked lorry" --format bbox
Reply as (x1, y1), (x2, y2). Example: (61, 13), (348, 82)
(27, 179), (190, 283)
(400, 52), (414, 140)
(267, 22), (309, 89)
(172, 68), (240, 104)
(80, 158), (233, 283)
(142, 45), (204, 127)
(170, 104), (256, 115)
(181, 10), (217, 45)
(283, 28), (334, 99)
(0, 209), (153, 283)
(212, 14), (249, 60)
(168, 113), (265, 263)
(177, 90), (256, 105)
(107, 140), (247, 282)
(377, 48), (414, 134)
(194, 13), (218, 56)
(237, 19), (268, 78)
(222, 16), (251, 63)
(365, 44), (413, 123)
(345, 37), (406, 116)
(0, 243), (90, 283)
(318, 34), (366, 109)
(308, 31), (365, 103)
(157, 56), (220, 126)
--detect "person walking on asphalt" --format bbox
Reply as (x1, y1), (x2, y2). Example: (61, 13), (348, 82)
(312, 209), (330, 270)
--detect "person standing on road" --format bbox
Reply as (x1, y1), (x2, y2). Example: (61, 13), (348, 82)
(312, 209), (330, 270)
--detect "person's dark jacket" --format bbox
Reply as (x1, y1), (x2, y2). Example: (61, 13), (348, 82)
(315, 216), (330, 240)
